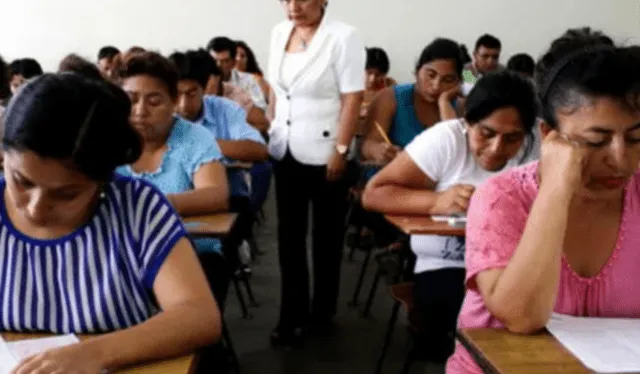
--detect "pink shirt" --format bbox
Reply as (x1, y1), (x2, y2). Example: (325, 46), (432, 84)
(447, 162), (640, 374)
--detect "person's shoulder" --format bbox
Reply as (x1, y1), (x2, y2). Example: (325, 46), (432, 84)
(109, 174), (166, 202)
(326, 18), (358, 36)
(171, 117), (214, 144)
(431, 118), (467, 142)
(271, 19), (293, 34)
(204, 94), (241, 111)
(474, 162), (539, 209)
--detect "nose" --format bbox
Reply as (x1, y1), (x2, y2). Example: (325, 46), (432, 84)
(608, 138), (631, 172)
(132, 100), (148, 118)
(430, 77), (442, 93)
(489, 138), (505, 155)
(27, 192), (49, 224)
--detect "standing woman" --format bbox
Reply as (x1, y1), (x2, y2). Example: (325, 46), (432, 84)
(267, 0), (365, 346)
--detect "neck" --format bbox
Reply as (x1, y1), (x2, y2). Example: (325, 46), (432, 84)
(412, 87), (438, 108)
(570, 191), (624, 216)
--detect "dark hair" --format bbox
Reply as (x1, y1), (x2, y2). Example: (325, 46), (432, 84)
(366, 47), (390, 75)
(415, 38), (464, 78)
(127, 46), (146, 55)
(460, 45), (472, 64)
(475, 34), (501, 51)
(3, 74), (141, 181)
(168, 50), (212, 89)
(206, 37), (237, 59)
(0, 55), (9, 101)
(507, 53), (535, 76)
(9, 58), (43, 79)
(115, 51), (179, 98)
(465, 70), (538, 134)
(534, 27), (638, 129)
(236, 41), (263, 75)
(58, 54), (103, 81)
(97, 46), (120, 61)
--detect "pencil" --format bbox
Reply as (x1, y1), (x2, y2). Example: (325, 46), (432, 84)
(375, 121), (392, 145)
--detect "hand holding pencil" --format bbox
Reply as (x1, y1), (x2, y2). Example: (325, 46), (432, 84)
(372, 121), (400, 163)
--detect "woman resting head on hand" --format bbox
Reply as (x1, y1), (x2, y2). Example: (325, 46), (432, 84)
(2, 73), (220, 373)
(448, 28), (640, 374)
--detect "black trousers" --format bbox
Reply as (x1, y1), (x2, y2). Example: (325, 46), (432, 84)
(413, 268), (466, 363)
(273, 152), (349, 328)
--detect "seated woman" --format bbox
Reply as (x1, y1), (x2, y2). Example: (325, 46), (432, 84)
(361, 38), (464, 165)
(235, 41), (271, 103)
(362, 70), (539, 368)
(447, 28), (640, 373)
(361, 47), (397, 120)
(113, 52), (231, 306)
(0, 73), (220, 372)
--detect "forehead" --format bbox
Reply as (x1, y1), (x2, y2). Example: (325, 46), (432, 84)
(557, 97), (640, 132)
(177, 79), (202, 92)
(480, 107), (525, 132)
(6, 151), (92, 188)
(122, 75), (170, 95)
(212, 50), (231, 59)
(477, 46), (500, 56)
(420, 59), (458, 76)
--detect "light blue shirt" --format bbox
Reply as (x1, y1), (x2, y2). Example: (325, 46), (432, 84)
(181, 95), (265, 198)
(117, 118), (224, 254)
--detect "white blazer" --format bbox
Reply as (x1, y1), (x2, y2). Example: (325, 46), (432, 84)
(267, 14), (365, 165)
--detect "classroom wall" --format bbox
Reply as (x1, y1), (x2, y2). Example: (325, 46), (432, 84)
(1, 0), (639, 83)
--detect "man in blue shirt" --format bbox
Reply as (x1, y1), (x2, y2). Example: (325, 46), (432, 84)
(170, 50), (269, 273)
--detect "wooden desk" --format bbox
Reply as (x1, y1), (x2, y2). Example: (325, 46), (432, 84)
(385, 215), (465, 237)
(184, 213), (238, 238)
(225, 161), (253, 170)
(1, 333), (196, 374)
(457, 328), (591, 374)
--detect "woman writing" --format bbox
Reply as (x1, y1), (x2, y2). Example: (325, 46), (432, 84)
(448, 28), (640, 373)
(363, 70), (539, 368)
(267, 0), (365, 346)
(0, 73), (220, 372)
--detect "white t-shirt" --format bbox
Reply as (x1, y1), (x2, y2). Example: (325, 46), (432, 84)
(405, 119), (539, 273)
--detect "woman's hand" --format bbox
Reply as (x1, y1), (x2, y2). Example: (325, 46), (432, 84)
(539, 130), (588, 195)
(327, 151), (348, 182)
(438, 85), (462, 104)
(432, 184), (476, 214)
(12, 344), (105, 374)
(370, 142), (401, 164)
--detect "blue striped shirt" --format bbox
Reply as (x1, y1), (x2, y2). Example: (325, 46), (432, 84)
(0, 176), (188, 334)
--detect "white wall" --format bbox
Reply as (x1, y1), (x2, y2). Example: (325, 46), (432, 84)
(1, 0), (639, 83)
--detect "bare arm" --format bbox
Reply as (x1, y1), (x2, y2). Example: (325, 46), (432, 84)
(362, 152), (440, 215)
(475, 185), (571, 333)
(217, 140), (268, 162)
(336, 91), (364, 147)
(361, 88), (397, 160)
(91, 238), (222, 369)
(168, 162), (229, 216)
(246, 106), (270, 133)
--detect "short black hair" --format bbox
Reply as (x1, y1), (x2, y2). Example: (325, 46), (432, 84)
(3, 74), (141, 181)
(236, 41), (263, 75)
(97, 46), (120, 61)
(460, 45), (472, 64)
(534, 27), (638, 129)
(465, 70), (538, 135)
(168, 50), (213, 89)
(507, 53), (535, 76)
(475, 34), (502, 51)
(9, 58), (43, 79)
(116, 51), (179, 98)
(366, 47), (390, 75)
(206, 37), (237, 60)
(0, 55), (9, 101)
(58, 54), (103, 81)
(415, 38), (464, 78)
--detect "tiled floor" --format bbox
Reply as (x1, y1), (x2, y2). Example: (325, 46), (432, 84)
(224, 190), (441, 374)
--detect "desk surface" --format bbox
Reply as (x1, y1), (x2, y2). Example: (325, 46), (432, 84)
(1, 333), (196, 374)
(385, 215), (465, 236)
(184, 213), (237, 238)
(457, 328), (591, 374)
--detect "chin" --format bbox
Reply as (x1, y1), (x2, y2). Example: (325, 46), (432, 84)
(480, 159), (508, 172)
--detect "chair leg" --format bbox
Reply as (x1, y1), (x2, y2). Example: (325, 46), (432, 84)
(348, 245), (373, 307)
(222, 322), (241, 374)
(361, 266), (383, 318)
(374, 300), (401, 374)
(240, 273), (260, 307)
(247, 233), (265, 257)
(233, 278), (253, 319)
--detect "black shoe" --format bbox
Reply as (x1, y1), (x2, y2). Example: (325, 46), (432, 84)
(270, 326), (305, 348)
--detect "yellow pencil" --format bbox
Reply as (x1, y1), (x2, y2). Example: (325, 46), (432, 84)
(375, 121), (392, 145)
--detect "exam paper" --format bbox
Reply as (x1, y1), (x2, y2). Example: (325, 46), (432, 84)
(547, 313), (640, 373)
(0, 334), (79, 374)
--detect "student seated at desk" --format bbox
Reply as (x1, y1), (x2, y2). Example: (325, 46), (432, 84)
(0, 73), (220, 373)
(448, 28), (640, 374)
(362, 70), (538, 368)
(114, 52), (231, 306)
(169, 50), (269, 272)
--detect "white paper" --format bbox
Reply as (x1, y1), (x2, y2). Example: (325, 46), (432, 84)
(0, 334), (79, 373)
(547, 313), (640, 373)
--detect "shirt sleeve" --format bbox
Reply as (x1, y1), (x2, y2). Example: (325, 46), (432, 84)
(132, 180), (189, 289)
(184, 124), (224, 176)
(465, 174), (531, 290)
(224, 100), (266, 144)
(404, 123), (457, 182)
(333, 27), (365, 93)
(224, 83), (254, 114)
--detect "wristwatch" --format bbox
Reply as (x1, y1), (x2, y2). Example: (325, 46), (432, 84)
(335, 144), (349, 159)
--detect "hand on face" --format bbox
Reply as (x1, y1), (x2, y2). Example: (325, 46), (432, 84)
(539, 130), (588, 194)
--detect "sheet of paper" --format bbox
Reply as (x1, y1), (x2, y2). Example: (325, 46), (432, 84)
(6, 334), (79, 361)
(0, 337), (18, 374)
(547, 313), (640, 373)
